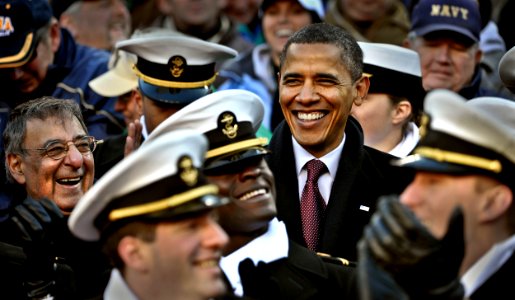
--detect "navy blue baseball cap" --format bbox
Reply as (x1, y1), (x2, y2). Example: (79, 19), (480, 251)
(0, 0), (53, 68)
(410, 0), (481, 44)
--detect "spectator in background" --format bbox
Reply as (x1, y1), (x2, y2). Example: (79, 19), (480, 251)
(69, 130), (229, 300)
(149, 0), (252, 63)
(499, 45), (515, 95)
(324, 0), (410, 46)
(477, 0), (513, 100)
(89, 49), (141, 128)
(223, 0), (265, 45)
(218, 0), (325, 134)
(352, 42), (425, 157)
(266, 23), (413, 261)
(88, 48), (141, 177)
(404, 0), (502, 99)
(0, 0), (123, 138)
(59, 0), (131, 51)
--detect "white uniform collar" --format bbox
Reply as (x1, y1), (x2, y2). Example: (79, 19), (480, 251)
(103, 269), (140, 300)
(220, 218), (289, 296)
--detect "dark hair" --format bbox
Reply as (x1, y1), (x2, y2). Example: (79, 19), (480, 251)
(3, 97), (87, 181)
(279, 23), (364, 82)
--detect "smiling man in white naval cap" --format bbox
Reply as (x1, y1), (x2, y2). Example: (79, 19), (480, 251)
(358, 89), (515, 299)
(68, 130), (230, 300)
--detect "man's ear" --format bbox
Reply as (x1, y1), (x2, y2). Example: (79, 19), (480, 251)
(392, 100), (412, 125)
(48, 18), (62, 53)
(354, 75), (370, 105)
(118, 236), (150, 273)
(475, 48), (483, 65)
(132, 89), (144, 116)
(478, 184), (513, 223)
(6, 153), (26, 185)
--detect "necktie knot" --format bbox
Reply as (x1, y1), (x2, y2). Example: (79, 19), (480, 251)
(305, 159), (327, 181)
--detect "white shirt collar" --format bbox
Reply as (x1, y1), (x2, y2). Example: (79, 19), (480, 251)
(461, 234), (515, 297)
(104, 269), (140, 300)
(220, 218), (289, 296)
(292, 134), (345, 178)
(140, 115), (149, 139)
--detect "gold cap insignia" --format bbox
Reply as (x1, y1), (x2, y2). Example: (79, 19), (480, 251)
(178, 156), (198, 186)
(168, 55), (186, 78)
(419, 113), (430, 139)
(220, 112), (238, 139)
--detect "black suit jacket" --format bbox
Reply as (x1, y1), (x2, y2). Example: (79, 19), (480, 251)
(266, 117), (414, 261)
(222, 240), (358, 300)
(470, 251), (515, 299)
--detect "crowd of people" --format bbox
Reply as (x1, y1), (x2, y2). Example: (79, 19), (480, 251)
(1, 0), (515, 299)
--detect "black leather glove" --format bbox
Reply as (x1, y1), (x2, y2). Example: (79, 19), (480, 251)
(357, 239), (409, 300)
(359, 195), (465, 300)
(10, 197), (65, 299)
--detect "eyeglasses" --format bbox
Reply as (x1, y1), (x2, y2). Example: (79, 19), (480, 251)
(22, 136), (103, 160)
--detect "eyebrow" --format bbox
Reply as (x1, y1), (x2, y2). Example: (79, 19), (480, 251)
(281, 72), (343, 82)
(41, 134), (88, 146)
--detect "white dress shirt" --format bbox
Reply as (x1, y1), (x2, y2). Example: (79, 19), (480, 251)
(292, 135), (346, 205)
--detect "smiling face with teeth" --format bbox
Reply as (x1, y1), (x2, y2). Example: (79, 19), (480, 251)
(262, 0), (315, 66)
(279, 43), (369, 157)
(10, 116), (94, 214)
(207, 158), (277, 238)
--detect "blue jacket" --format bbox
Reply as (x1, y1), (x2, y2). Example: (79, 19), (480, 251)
(0, 28), (124, 139)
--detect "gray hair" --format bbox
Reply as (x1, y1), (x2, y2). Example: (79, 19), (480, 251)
(3, 97), (87, 181)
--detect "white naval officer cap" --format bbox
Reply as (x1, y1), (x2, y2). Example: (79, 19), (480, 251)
(117, 35), (238, 104)
(145, 89), (268, 175)
(394, 89), (515, 187)
(358, 41), (426, 113)
(69, 130), (227, 241)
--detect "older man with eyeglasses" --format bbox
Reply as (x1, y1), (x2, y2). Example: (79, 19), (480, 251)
(0, 96), (110, 299)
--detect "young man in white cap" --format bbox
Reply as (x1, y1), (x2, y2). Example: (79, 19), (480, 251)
(351, 42), (426, 157)
(145, 89), (359, 299)
(69, 130), (230, 300)
(358, 90), (515, 299)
